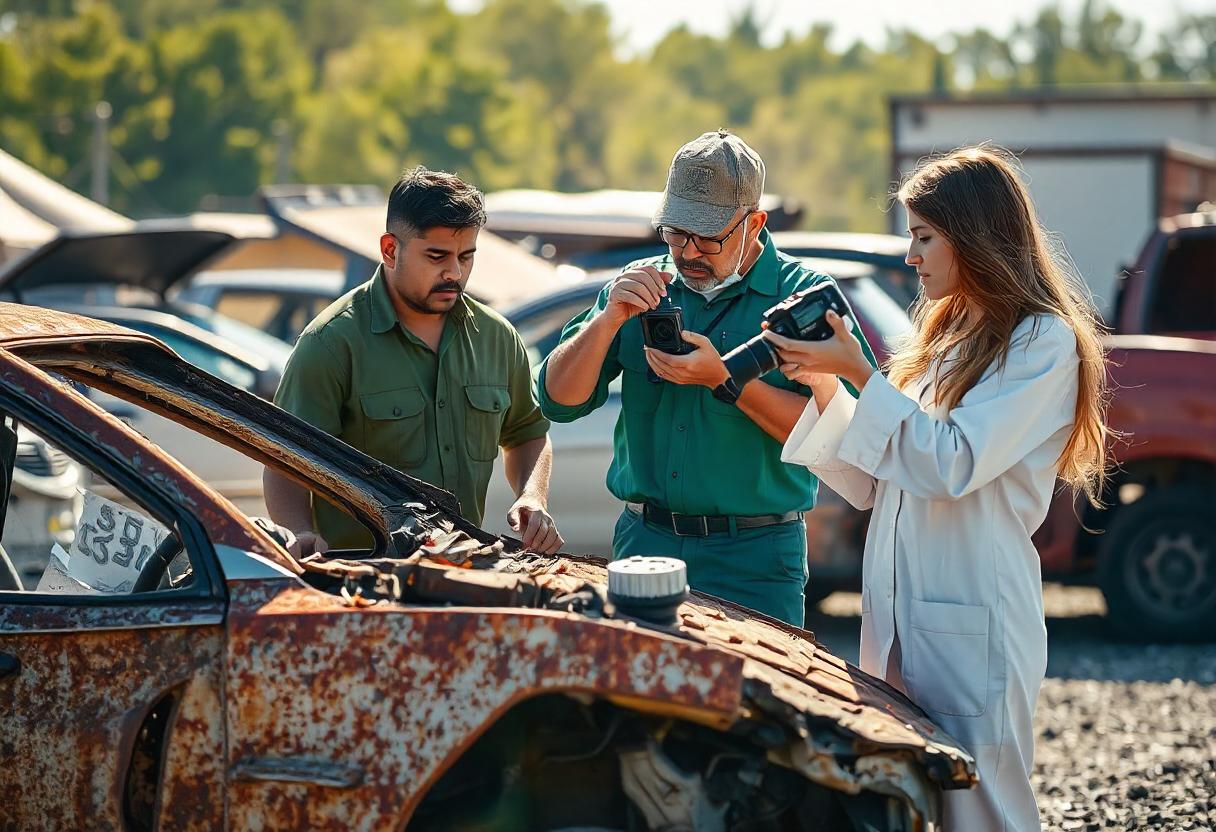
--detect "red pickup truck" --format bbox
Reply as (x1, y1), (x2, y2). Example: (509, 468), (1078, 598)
(1032, 209), (1216, 641)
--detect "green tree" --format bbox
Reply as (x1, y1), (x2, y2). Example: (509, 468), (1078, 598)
(294, 24), (556, 191)
(1152, 15), (1216, 81)
(461, 0), (620, 189)
(5, 0), (1208, 228)
(1, 3), (152, 195)
(129, 9), (311, 211)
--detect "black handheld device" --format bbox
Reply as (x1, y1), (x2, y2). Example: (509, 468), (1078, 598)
(722, 281), (853, 388)
(639, 297), (693, 356)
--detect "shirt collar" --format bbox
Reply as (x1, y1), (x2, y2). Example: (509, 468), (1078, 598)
(369, 265), (477, 335)
(744, 228), (780, 297)
(369, 266), (398, 334)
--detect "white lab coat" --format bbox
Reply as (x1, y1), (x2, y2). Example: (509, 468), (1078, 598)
(783, 314), (1080, 831)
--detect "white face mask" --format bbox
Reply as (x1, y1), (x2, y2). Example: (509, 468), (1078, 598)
(680, 214), (751, 300)
(684, 271), (744, 301)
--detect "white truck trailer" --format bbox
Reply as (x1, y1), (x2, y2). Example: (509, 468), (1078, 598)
(888, 91), (1216, 316)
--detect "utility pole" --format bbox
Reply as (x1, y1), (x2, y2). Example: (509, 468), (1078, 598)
(91, 101), (112, 206)
(273, 119), (292, 184)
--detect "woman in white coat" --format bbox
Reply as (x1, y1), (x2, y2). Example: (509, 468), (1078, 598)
(767, 146), (1109, 831)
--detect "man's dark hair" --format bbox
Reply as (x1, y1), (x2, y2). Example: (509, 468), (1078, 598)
(386, 166), (487, 239)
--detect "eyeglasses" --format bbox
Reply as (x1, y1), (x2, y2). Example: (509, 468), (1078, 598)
(657, 212), (751, 255)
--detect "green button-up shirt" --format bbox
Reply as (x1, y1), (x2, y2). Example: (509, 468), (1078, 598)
(537, 230), (876, 517)
(275, 266), (549, 546)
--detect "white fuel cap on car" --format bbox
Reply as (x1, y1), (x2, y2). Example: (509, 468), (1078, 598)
(607, 557), (689, 624)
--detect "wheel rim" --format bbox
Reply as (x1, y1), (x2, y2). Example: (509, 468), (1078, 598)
(1124, 516), (1216, 619)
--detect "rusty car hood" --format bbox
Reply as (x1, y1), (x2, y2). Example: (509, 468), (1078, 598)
(266, 542), (978, 801)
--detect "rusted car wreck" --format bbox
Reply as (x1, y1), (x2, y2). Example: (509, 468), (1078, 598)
(0, 305), (975, 831)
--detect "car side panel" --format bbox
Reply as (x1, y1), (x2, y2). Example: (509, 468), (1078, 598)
(223, 580), (743, 832)
(0, 607), (225, 831)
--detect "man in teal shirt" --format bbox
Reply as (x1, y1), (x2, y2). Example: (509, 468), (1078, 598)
(539, 131), (875, 626)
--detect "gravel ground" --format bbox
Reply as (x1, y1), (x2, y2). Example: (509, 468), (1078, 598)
(807, 584), (1216, 831)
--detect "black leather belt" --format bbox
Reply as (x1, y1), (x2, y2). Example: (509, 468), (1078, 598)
(629, 502), (803, 537)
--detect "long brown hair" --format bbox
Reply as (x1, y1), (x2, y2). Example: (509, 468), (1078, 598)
(891, 145), (1108, 502)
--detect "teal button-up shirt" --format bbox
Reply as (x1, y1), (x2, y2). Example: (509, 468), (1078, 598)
(537, 231), (877, 517)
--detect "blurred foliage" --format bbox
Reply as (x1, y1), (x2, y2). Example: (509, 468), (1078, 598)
(0, 0), (1212, 228)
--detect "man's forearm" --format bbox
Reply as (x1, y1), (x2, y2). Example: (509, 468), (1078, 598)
(543, 311), (620, 406)
(263, 467), (316, 532)
(503, 435), (552, 501)
(735, 381), (811, 443)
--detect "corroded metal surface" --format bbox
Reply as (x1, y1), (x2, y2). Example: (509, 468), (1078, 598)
(224, 580), (745, 831)
(0, 617), (224, 831)
(0, 599), (224, 632)
(546, 554), (975, 786)
(0, 302), (171, 351)
(296, 551), (976, 795)
(156, 649), (229, 832)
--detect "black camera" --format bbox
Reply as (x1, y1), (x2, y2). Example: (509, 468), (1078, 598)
(722, 282), (852, 388)
(639, 298), (693, 356)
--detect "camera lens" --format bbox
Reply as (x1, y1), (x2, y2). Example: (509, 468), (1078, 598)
(722, 334), (780, 388)
(653, 320), (677, 341)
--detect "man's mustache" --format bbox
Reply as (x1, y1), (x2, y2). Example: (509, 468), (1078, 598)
(431, 282), (463, 294)
(676, 258), (711, 274)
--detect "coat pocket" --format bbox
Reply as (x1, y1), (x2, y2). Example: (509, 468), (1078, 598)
(464, 385), (510, 461)
(906, 598), (990, 717)
(359, 387), (428, 467)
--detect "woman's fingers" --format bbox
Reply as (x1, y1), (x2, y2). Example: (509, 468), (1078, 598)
(761, 329), (796, 349)
(826, 310), (851, 336)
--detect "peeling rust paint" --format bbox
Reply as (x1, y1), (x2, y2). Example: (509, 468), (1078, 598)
(157, 656), (228, 832)
(0, 615), (224, 831)
(224, 581), (746, 830)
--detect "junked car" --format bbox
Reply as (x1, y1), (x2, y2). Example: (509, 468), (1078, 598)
(0, 303), (975, 830)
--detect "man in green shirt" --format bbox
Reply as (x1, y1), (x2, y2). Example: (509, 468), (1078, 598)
(266, 167), (564, 556)
(539, 132), (875, 626)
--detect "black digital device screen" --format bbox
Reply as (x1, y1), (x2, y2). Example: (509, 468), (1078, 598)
(791, 298), (827, 329)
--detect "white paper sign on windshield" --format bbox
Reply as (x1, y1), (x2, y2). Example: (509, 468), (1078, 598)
(54, 491), (170, 594)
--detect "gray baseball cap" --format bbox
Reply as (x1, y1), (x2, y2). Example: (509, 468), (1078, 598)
(652, 130), (765, 237)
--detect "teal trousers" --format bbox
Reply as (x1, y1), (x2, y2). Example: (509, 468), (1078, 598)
(611, 507), (808, 627)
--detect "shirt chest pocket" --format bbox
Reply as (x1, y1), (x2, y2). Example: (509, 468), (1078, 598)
(617, 331), (661, 413)
(359, 387), (428, 468)
(464, 385), (510, 461)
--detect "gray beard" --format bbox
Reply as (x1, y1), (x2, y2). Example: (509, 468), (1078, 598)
(680, 272), (724, 293)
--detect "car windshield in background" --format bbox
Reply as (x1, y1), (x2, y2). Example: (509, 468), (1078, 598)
(171, 304), (294, 373)
(115, 320), (258, 391)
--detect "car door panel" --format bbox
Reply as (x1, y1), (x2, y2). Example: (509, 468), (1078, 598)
(0, 602), (226, 831)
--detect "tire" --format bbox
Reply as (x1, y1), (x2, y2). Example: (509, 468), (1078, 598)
(1097, 485), (1216, 642)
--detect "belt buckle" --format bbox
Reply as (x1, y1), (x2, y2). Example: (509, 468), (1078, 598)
(671, 513), (709, 537)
